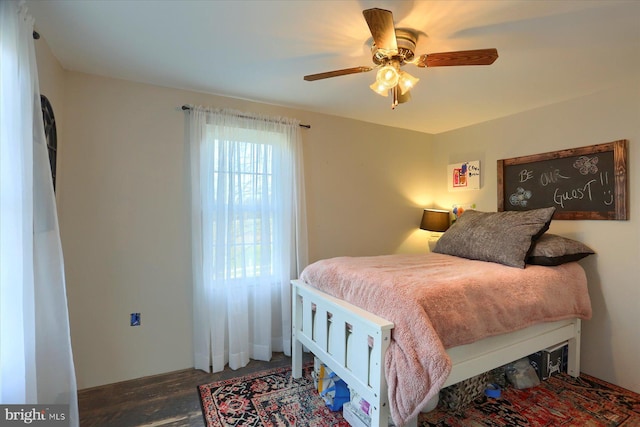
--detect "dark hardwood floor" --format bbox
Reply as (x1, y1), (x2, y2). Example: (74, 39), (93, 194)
(78, 352), (309, 427)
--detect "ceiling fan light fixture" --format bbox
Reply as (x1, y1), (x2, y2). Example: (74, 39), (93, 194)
(375, 63), (400, 90)
(398, 89), (412, 104)
(398, 71), (419, 95)
(370, 81), (389, 97)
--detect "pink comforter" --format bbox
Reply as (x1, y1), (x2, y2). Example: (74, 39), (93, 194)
(300, 253), (592, 426)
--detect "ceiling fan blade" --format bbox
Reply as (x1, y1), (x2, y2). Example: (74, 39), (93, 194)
(416, 48), (499, 67)
(363, 8), (398, 56)
(304, 66), (374, 81)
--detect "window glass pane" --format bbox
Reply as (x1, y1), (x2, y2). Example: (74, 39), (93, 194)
(207, 127), (279, 280)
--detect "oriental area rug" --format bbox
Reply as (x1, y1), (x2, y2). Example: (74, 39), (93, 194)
(198, 364), (640, 427)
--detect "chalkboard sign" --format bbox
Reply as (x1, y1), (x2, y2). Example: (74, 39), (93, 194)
(498, 140), (628, 220)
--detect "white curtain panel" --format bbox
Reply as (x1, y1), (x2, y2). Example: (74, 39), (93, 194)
(0, 1), (78, 424)
(188, 107), (308, 372)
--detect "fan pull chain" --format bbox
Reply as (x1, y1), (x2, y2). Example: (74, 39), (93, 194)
(391, 86), (399, 109)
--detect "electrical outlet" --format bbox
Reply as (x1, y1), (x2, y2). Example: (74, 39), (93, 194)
(130, 313), (141, 326)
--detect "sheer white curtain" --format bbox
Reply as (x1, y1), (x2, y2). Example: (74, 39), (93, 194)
(0, 1), (78, 424)
(188, 107), (308, 372)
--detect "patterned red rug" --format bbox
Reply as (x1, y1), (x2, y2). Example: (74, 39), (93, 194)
(198, 364), (349, 427)
(198, 364), (640, 427)
(423, 372), (640, 426)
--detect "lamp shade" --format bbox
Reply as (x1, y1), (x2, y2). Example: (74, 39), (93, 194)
(420, 209), (450, 232)
(375, 63), (400, 90)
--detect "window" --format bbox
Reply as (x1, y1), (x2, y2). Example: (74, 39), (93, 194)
(208, 131), (281, 280)
(189, 107), (307, 372)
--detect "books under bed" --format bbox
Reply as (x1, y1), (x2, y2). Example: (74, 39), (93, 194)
(291, 207), (594, 427)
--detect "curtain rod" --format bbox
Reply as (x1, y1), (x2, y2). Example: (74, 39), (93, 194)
(181, 105), (310, 129)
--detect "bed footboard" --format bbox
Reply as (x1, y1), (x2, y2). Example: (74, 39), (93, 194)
(292, 279), (582, 427)
(292, 279), (395, 427)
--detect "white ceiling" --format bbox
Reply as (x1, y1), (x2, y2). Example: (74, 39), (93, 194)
(27, 0), (640, 134)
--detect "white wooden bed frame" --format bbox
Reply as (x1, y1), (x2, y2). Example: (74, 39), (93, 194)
(291, 279), (582, 427)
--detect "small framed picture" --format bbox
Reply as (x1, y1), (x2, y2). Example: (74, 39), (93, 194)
(448, 161), (480, 191)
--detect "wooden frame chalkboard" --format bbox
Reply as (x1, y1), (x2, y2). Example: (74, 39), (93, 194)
(498, 140), (628, 220)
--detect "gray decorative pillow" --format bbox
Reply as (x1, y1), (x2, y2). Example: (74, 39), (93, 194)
(433, 207), (556, 268)
(527, 234), (595, 266)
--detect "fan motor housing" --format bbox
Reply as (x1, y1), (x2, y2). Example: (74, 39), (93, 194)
(371, 29), (417, 65)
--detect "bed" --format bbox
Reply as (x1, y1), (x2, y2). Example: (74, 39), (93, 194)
(291, 208), (594, 427)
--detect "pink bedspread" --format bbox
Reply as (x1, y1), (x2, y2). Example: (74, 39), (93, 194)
(300, 252), (592, 427)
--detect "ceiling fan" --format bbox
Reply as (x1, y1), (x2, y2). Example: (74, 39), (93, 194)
(303, 8), (498, 109)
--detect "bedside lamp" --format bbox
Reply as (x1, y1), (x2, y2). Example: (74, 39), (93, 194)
(420, 209), (450, 251)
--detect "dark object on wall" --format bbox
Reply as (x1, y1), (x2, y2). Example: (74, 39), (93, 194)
(41, 94), (57, 191)
(497, 140), (628, 220)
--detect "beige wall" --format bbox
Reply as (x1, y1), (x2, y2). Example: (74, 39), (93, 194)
(36, 36), (639, 394)
(430, 81), (640, 393)
(37, 42), (434, 387)
(302, 113), (436, 261)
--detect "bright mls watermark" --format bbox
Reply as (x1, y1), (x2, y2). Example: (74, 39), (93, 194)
(1, 405), (69, 426)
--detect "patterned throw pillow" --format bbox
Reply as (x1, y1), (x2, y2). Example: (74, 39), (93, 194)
(433, 207), (556, 268)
